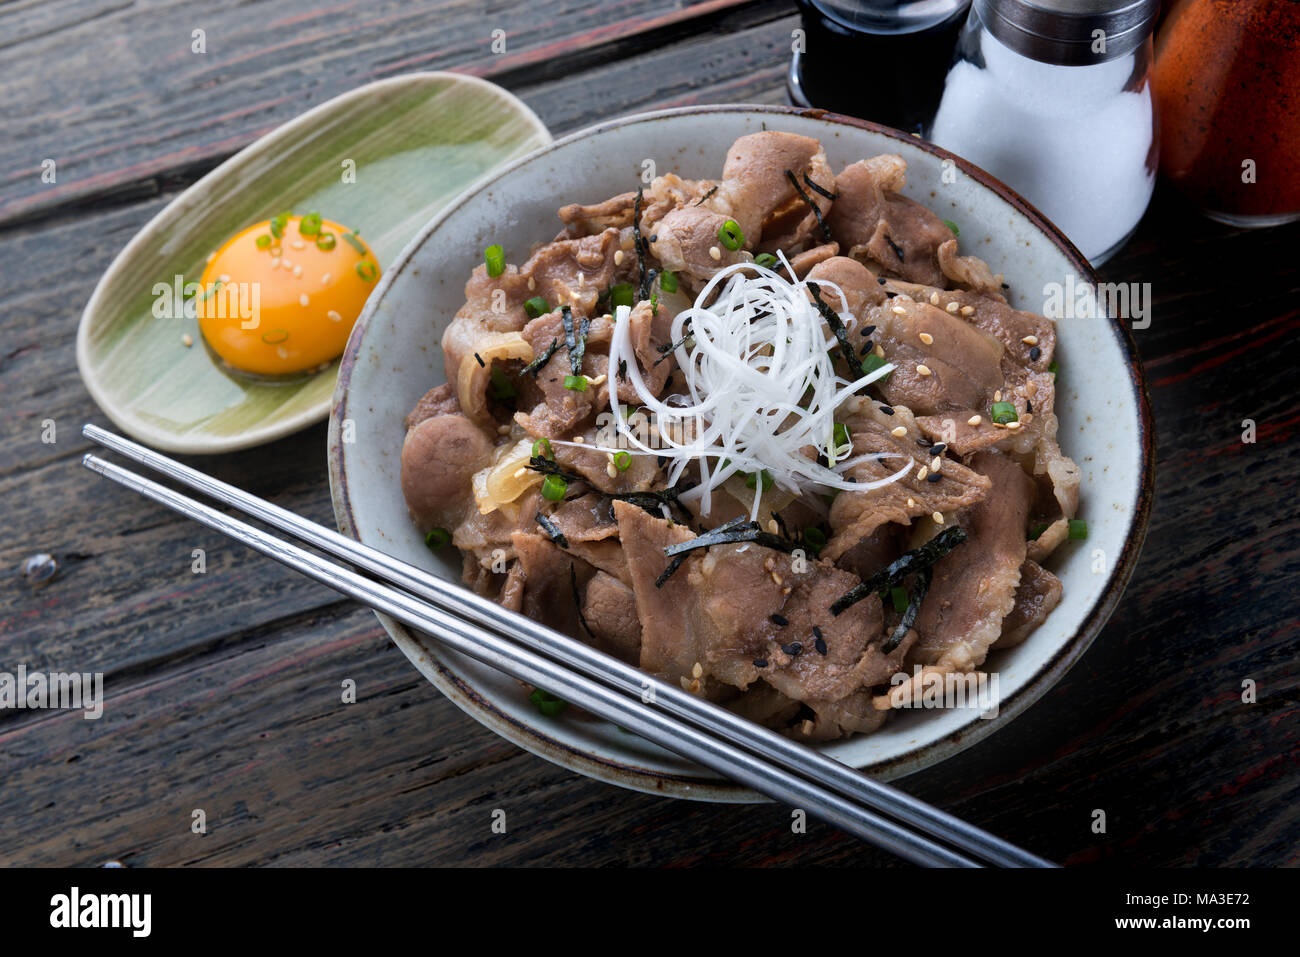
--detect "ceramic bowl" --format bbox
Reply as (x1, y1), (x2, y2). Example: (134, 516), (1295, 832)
(328, 105), (1155, 800)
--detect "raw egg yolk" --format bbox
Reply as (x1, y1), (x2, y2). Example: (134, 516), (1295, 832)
(197, 215), (380, 375)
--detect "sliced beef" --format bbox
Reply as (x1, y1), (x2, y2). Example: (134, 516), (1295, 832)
(804, 255), (888, 324)
(523, 227), (621, 320)
(826, 155), (952, 286)
(994, 560), (1063, 650)
(646, 205), (747, 283)
(582, 571), (642, 662)
(713, 131), (835, 251)
(910, 450), (1034, 672)
(441, 264), (533, 383)
(824, 411), (991, 561)
(937, 239), (1004, 295)
(400, 413), (495, 532)
(558, 192), (636, 236)
(404, 383), (460, 430)
(787, 242), (840, 278)
(510, 532), (595, 636)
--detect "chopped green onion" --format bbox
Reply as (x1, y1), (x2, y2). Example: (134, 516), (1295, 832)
(270, 210), (292, 238)
(484, 243), (505, 278)
(833, 423), (851, 451)
(613, 450), (632, 472)
(541, 474), (567, 501)
(753, 252), (778, 269)
(802, 527), (826, 555)
(1048, 361), (1059, 378)
(744, 469), (774, 491)
(489, 367), (516, 400)
(299, 212), (322, 236)
(1068, 519), (1088, 540)
(942, 219), (960, 237)
(659, 270), (678, 293)
(860, 353), (891, 381)
(425, 528), (451, 549)
(529, 687), (566, 717)
(260, 329), (289, 344)
(523, 296), (550, 318)
(355, 261), (377, 282)
(342, 231), (367, 256)
(255, 234), (272, 250)
(718, 219), (744, 251)
(316, 233), (336, 251)
(990, 401), (1018, 425)
(609, 283), (635, 309)
(889, 586), (909, 613)
(563, 374), (588, 392)
(532, 438), (553, 459)
(1028, 522), (1049, 541)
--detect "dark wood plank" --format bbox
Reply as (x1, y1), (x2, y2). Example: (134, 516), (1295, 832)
(0, 0), (792, 225)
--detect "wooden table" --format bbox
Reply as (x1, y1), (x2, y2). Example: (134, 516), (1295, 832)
(2, 0), (1296, 868)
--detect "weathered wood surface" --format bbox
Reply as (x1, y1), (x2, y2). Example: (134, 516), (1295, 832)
(0, 0), (1297, 867)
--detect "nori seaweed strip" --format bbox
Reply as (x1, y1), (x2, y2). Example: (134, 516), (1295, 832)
(807, 281), (859, 372)
(785, 169), (832, 241)
(802, 172), (838, 201)
(608, 482), (695, 518)
(560, 305), (581, 376)
(655, 518), (797, 588)
(633, 187), (650, 301)
(571, 315), (591, 376)
(617, 358), (628, 380)
(882, 566), (931, 653)
(653, 319), (693, 366)
(653, 554), (687, 589)
(830, 526), (968, 615)
(571, 563), (593, 639)
(536, 511), (569, 549)
(885, 233), (905, 262)
(526, 455), (586, 485)
(523, 337), (560, 376)
(694, 184), (719, 206)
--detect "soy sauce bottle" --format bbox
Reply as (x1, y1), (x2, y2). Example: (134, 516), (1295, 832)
(788, 0), (972, 134)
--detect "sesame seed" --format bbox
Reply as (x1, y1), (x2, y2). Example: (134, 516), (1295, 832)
(891, 306), (906, 315)
(782, 642), (803, 656)
(907, 497), (915, 507)
(801, 719), (815, 736)
(919, 332), (934, 345)
(1006, 420), (1022, 430)
(814, 637), (828, 656)
(281, 258), (293, 270)
(770, 613), (789, 627)
(498, 424), (511, 435)
(709, 246), (722, 261)
(931, 443), (947, 454)
(270, 258), (281, 269)
(994, 390), (1003, 402)
(932, 511), (944, 524)
(1022, 335), (1039, 345)
(931, 456), (941, 470)
(218, 273), (231, 283)
(771, 571), (784, 586)
(968, 414), (982, 426)
(322, 272), (331, 284)
(527, 277), (536, 290)
(879, 405), (895, 415)
(277, 346), (289, 359)
(606, 463), (618, 478)
(917, 466), (928, 480)
(680, 676), (692, 690)
(692, 662), (703, 679)
(874, 345), (884, 357)
(863, 325), (876, 336)
(327, 309), (342, 322)
(929, 292), (940, 305)
(946, 301), (959, 313)
(891, 426), (907, 438)
(293, 265), (303, 278)
(1030, 346), (1042, 361)
(614, 249), (624, 265)
(960, 305), (975, 316)
(916, 364), (932, 376)
(812, 625), (823, 639)
(767, 519), (779, 534)
(587, 373), (607, 386)
(299, 293), (309, 307)
(181, 333), (193, 347)
(291, 240), (305, 250)
(753, 658), (768, 668)
(572, 435), (585, 444)
(513, 467), (527, 479)
(927, 472), (942, 483)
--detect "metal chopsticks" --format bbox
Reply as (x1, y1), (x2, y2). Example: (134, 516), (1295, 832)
(81, 423), (1055, 868)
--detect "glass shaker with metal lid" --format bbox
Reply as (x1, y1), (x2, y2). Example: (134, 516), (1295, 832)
(926, 0), (1160, 264)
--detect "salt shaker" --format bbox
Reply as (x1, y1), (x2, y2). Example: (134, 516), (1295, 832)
(926, 0), (1160, 264)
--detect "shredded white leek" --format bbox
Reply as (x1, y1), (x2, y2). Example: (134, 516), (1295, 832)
(599, 253), (912, 519)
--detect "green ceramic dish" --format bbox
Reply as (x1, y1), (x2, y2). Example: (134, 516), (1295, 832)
(78, 72), (550, 454)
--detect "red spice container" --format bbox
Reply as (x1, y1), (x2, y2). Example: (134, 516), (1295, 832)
(1153, 0), (1300, 226)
